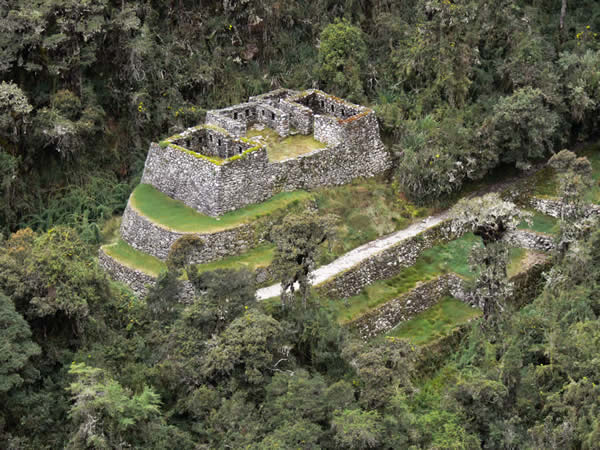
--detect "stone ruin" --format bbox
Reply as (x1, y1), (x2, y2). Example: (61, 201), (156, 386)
(140, 88), (391, 217)
(100, 89), (392, 298)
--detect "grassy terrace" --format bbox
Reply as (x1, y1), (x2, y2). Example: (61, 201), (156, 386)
(386, 297), (482, 345)
(103, 239), (276, 278)
(195, 244), (275, 274)
(130, 184), (311, 233)
(103, 239), (166, 277)
(519, 210), (559, 235)
(324, 233), (533, 325)
(246, 126), (327, 162)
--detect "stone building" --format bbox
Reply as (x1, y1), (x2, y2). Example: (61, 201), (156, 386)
(140, 89), (391, 217)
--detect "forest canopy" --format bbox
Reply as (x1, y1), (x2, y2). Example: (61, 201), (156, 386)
(1, 0), (600, 448)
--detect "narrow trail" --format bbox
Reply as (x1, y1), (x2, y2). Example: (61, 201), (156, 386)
(256, 167), (539, 301)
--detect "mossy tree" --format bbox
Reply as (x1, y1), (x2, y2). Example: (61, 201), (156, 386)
(271, 211), (335, 307)
(318, 19), (368, 102)
(452, 193), (531, 325)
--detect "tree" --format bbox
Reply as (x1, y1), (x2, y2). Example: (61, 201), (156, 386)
(185, 268), (256, 336)
(342, 337), (416, 409)
(0, 82), (32, 155)
(0, 226), (110, 338)
(548, 149), (595, 261)
(0, 292), (40, 394)
(67, 362), (162, 449)
(331, 409), (384, 449)
(452, 193), (531, 322)
(199, 310), (287, 389)
(318, 19), (368, 101)
(558, 50), (600, 139)
(394, 114), (495, 204)
(271, 211), (335, 307)
(482, 87), (561, 169)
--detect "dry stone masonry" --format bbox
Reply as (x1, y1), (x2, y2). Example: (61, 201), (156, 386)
(141, 89), (391, 217)
(100, 89), (391, 296)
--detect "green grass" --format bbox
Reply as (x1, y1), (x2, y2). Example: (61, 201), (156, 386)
(531, 141), (600, 204)
(325, 233), (531, 325)
(104, 238), (275, 278)
(103, 239), (166, 277)
(314, 178), (432, 264)
(518, 210), (559, 235)
(324, 233), (482, 324)
(582, 142), (600, 204)
(246, 126), (326, 162)
(130, 184), (312, 233)
(386, 296), (482, 345)
(194, 244), (275, 273)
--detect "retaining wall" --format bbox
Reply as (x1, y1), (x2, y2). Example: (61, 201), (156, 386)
(119, 204), (264, 263)
(99, 249), (195, 301)
(315, 220), (460, 300)
(99, 248), (274, 301)
(350, 274), (469, 339)
(350, 252), (551, 340)
(529, 196), (600, 219)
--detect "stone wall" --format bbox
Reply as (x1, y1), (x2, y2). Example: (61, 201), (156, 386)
(205, 111), (246, 137)
(141, 143), (222, 216)
(314, 115), (343, 146)
(169, 126), (254, 159)
(529, 196), (600, 219)
(255, 104), (290, 137)
(99, 249), (158, 298)
(249, 88), (298, 105)
(349, 252), (551, 340)
(315, 220), (460, 300)
(99, 249), (197, 303)
(502, 229), (555, 252)
(278, 98), (313, 134)
(99, 248), (273, 301)
(142, 89), (391, 218)
(297, 90), (363, 119)
(119, 204), (264, 263)
(350, 274), (467, 339)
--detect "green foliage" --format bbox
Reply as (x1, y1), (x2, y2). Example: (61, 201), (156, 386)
(67, 362), (162, 449)
(394, 115), (494, 204)
(0, 293), (41, 393)
(482, 87), (561, 169)
(318, 19), (367, 101)
(271, 211), (336, 306)
(331, 409), (384, 449)
(200, 310), (286, 389)
(186, 268), (256, 336)
(3, 0), (600, 447)
(0, 227), (110, 336)
(166, 235), (203, 272)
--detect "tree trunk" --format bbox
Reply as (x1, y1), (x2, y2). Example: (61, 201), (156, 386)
(559, 0), (567, 42)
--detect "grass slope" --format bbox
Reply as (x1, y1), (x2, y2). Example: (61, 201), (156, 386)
(387, 296), (481, 345)
(326, 233), (530, 324)
(103, 239), (166, 277)
(194, 244), (275, 273)
(104, 239), (276, 278)
(519, 210), (559, 235)
(246, 126), (326, 162)
(130, 184), (311, 233)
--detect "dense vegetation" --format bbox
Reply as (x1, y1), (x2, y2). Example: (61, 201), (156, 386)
(1, 0), (600, 448)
